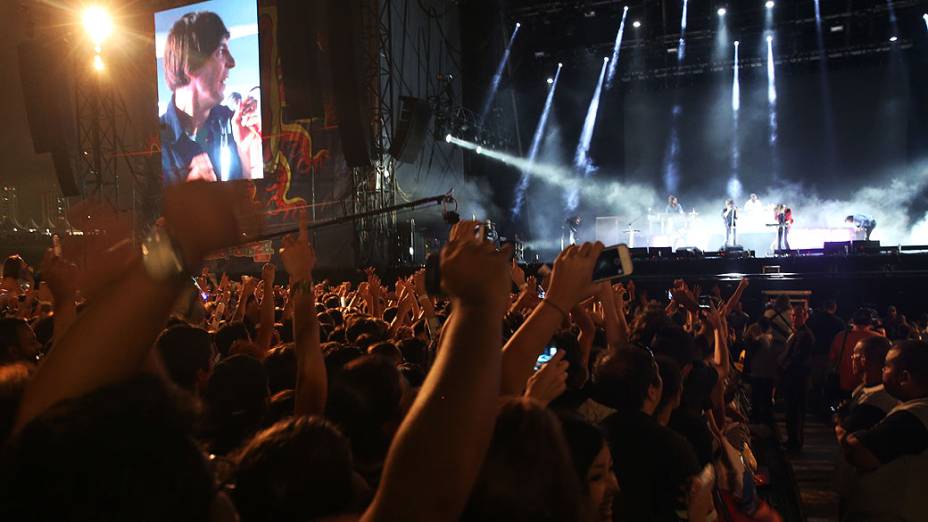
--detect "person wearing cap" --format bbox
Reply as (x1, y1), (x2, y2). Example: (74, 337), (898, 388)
(830, 309), (883, 400)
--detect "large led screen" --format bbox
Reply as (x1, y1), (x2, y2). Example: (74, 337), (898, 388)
(155, 0), (262, 184)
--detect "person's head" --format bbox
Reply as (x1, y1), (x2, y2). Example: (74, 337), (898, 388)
(263, 343), (296, 394)
(396, 337), (429, 368)
(845, 215), (855, 223)
(0, 318), (41, 364)
(0, 363), (33, 445)
(882, 340), (928, 401)
(559, 415), (619, 522)
(592, 347), (662, 415)
(668, 195), (677, 205)
(462, 397), (584, 522)
(2, 255), (24, 280)
(0, 375), (215, 521)
(774, 295), (792, 313)
(886, 306), (898, 320)
(232, 416), (355, 522)
(163, 11), (234, 107)
(851, 308), (875, 329)
(750, 193), (758, 201)
(650, 324), (697, 369)
(852, 336), (892, 386)
(725, 199), (734, 208)
(823, 299), (838, 314)
(654, 355), (682, 423)
(156, 325), (215, 394)
(368, 341), (402, 364)
(215, 321), (251, 359)
(202, 354), (270, 455)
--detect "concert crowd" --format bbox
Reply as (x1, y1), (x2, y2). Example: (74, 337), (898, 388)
(1, 182), (927, 521)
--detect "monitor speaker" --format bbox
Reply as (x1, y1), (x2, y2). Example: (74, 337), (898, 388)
(390, 97), (432, 163)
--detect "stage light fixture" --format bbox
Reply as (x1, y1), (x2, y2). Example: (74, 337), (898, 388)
(766, 34), (773, 43)
(603, 56), (609, 62)
(889, 35), (898, 42)
(546, 77), (553, 84)
(558, 62), (563, 68)
(476, 146), (483, 155)
(83, 5), (113, 46)
(734, 40), (740, 47)
(445, 134), (452, 143)
(632, 20), (641, 29)
(765, 1), (774, 9)
(515, 22), (521, 29)
(717, 8), (726, 17)
(830, 25), (844, 32)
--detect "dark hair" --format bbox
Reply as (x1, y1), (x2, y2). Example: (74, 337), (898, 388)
(368, 341), (402, 364)
(559, 413), (607, 494)
(462, 398), (584, 522)
(1, 255), (23, 280)
(215, 321), (251, 359)
(0, 318), (29, 364)
(892, 340), (928, 384)
(858, 336), (892, 368)
(592, 348), (660, 412)
(163, 11), (230, 90)
(0, 362), (33, 445)
(0, 375), (213, 521)
(851, 308), (876, 327)
(655, 354), (682, 413)
(202, 355), (269, 455)
(156, 325), (214, 392)
(650, 325), (698, 368)
(232, 416), (355, 522)
(396, 337), (429, 367)
(264, 343), (297, 394)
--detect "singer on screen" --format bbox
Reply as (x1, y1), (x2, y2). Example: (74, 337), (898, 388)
(160, 11), (260, 184)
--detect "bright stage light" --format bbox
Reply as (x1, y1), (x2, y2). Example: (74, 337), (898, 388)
(83, 6), (113, 46)
(515, 22), (521, 29)
(558, 62), (563, 68)
(92, 53), (105, 71)
(765, 1), (774, 9)
(734, 40), (739, 47)
(767, 34), (773, 43)
(445, 134), (452, 143)
(632, 20), (641, 29)
(476, 146), (483, 155)
(546, 77), (554, 84)
(717, 8), (727, 17)
(889, 35), (898, 43)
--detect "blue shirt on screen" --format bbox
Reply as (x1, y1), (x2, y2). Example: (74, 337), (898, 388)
(160, 96), (242, 185)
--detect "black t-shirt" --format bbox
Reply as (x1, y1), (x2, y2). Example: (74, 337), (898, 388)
(807, 311), (845, 356)
(669, 408), (715, 469)
(601, 410), (700, 521)
(856, 410), (928, 465)
(841, 403), (888, 433)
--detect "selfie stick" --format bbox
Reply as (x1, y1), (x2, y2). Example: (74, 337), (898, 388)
(254, 191), (456, 241)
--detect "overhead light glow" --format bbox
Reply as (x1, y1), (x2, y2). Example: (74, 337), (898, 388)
(557, 62), (563, 68)
(889, 35), (898, 42)
(765, 1), (775, 9)
(476, 146), (483, 155)
(717, 8), (727, 16)
(515, 22), (521, 28)
(766, 34), (773, 43)
(92, 53), (105, 71)
(83, 6), (113, 46)
(445, 134), (452, 143)
(546, 77), (553, 84)
(632, 20), (641, 29)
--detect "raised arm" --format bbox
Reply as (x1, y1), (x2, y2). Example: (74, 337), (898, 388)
(15, 181), (259, 431)
(279, 215), (325, 417)
(500, 242), (603, 396)
(38, 248), (78, 349)
(362, 222), (513, 522)
(722, 277), (749, 316)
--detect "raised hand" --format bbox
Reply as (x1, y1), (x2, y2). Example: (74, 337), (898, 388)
(39, 248), (78, 303)
(525, 350), (569, 405)
(440, 221), (513, 312)
(546, 242), (604, 312)
(261, 263), (276, 284)
(279, 211), (316, 283)
(511, 259), (526, 288)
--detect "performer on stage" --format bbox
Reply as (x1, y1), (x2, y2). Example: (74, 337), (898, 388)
(722, 199), (737, 247)
(774, 204), (793, 251)
(845, 214), (877, 240)
(160, 11), (261, 184)
(744, 193), (763, 213)
(664, 195), (685, 216)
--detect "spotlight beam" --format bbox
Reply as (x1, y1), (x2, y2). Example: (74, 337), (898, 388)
(567, 57), (609, 211)
(513, 64), (562, 217)
(606, 6), (629, 88)
(478, 23), (521, 126)
(677, 0), (689, 62)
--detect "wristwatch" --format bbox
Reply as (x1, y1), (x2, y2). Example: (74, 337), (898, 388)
(141, 227), (187, 281)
